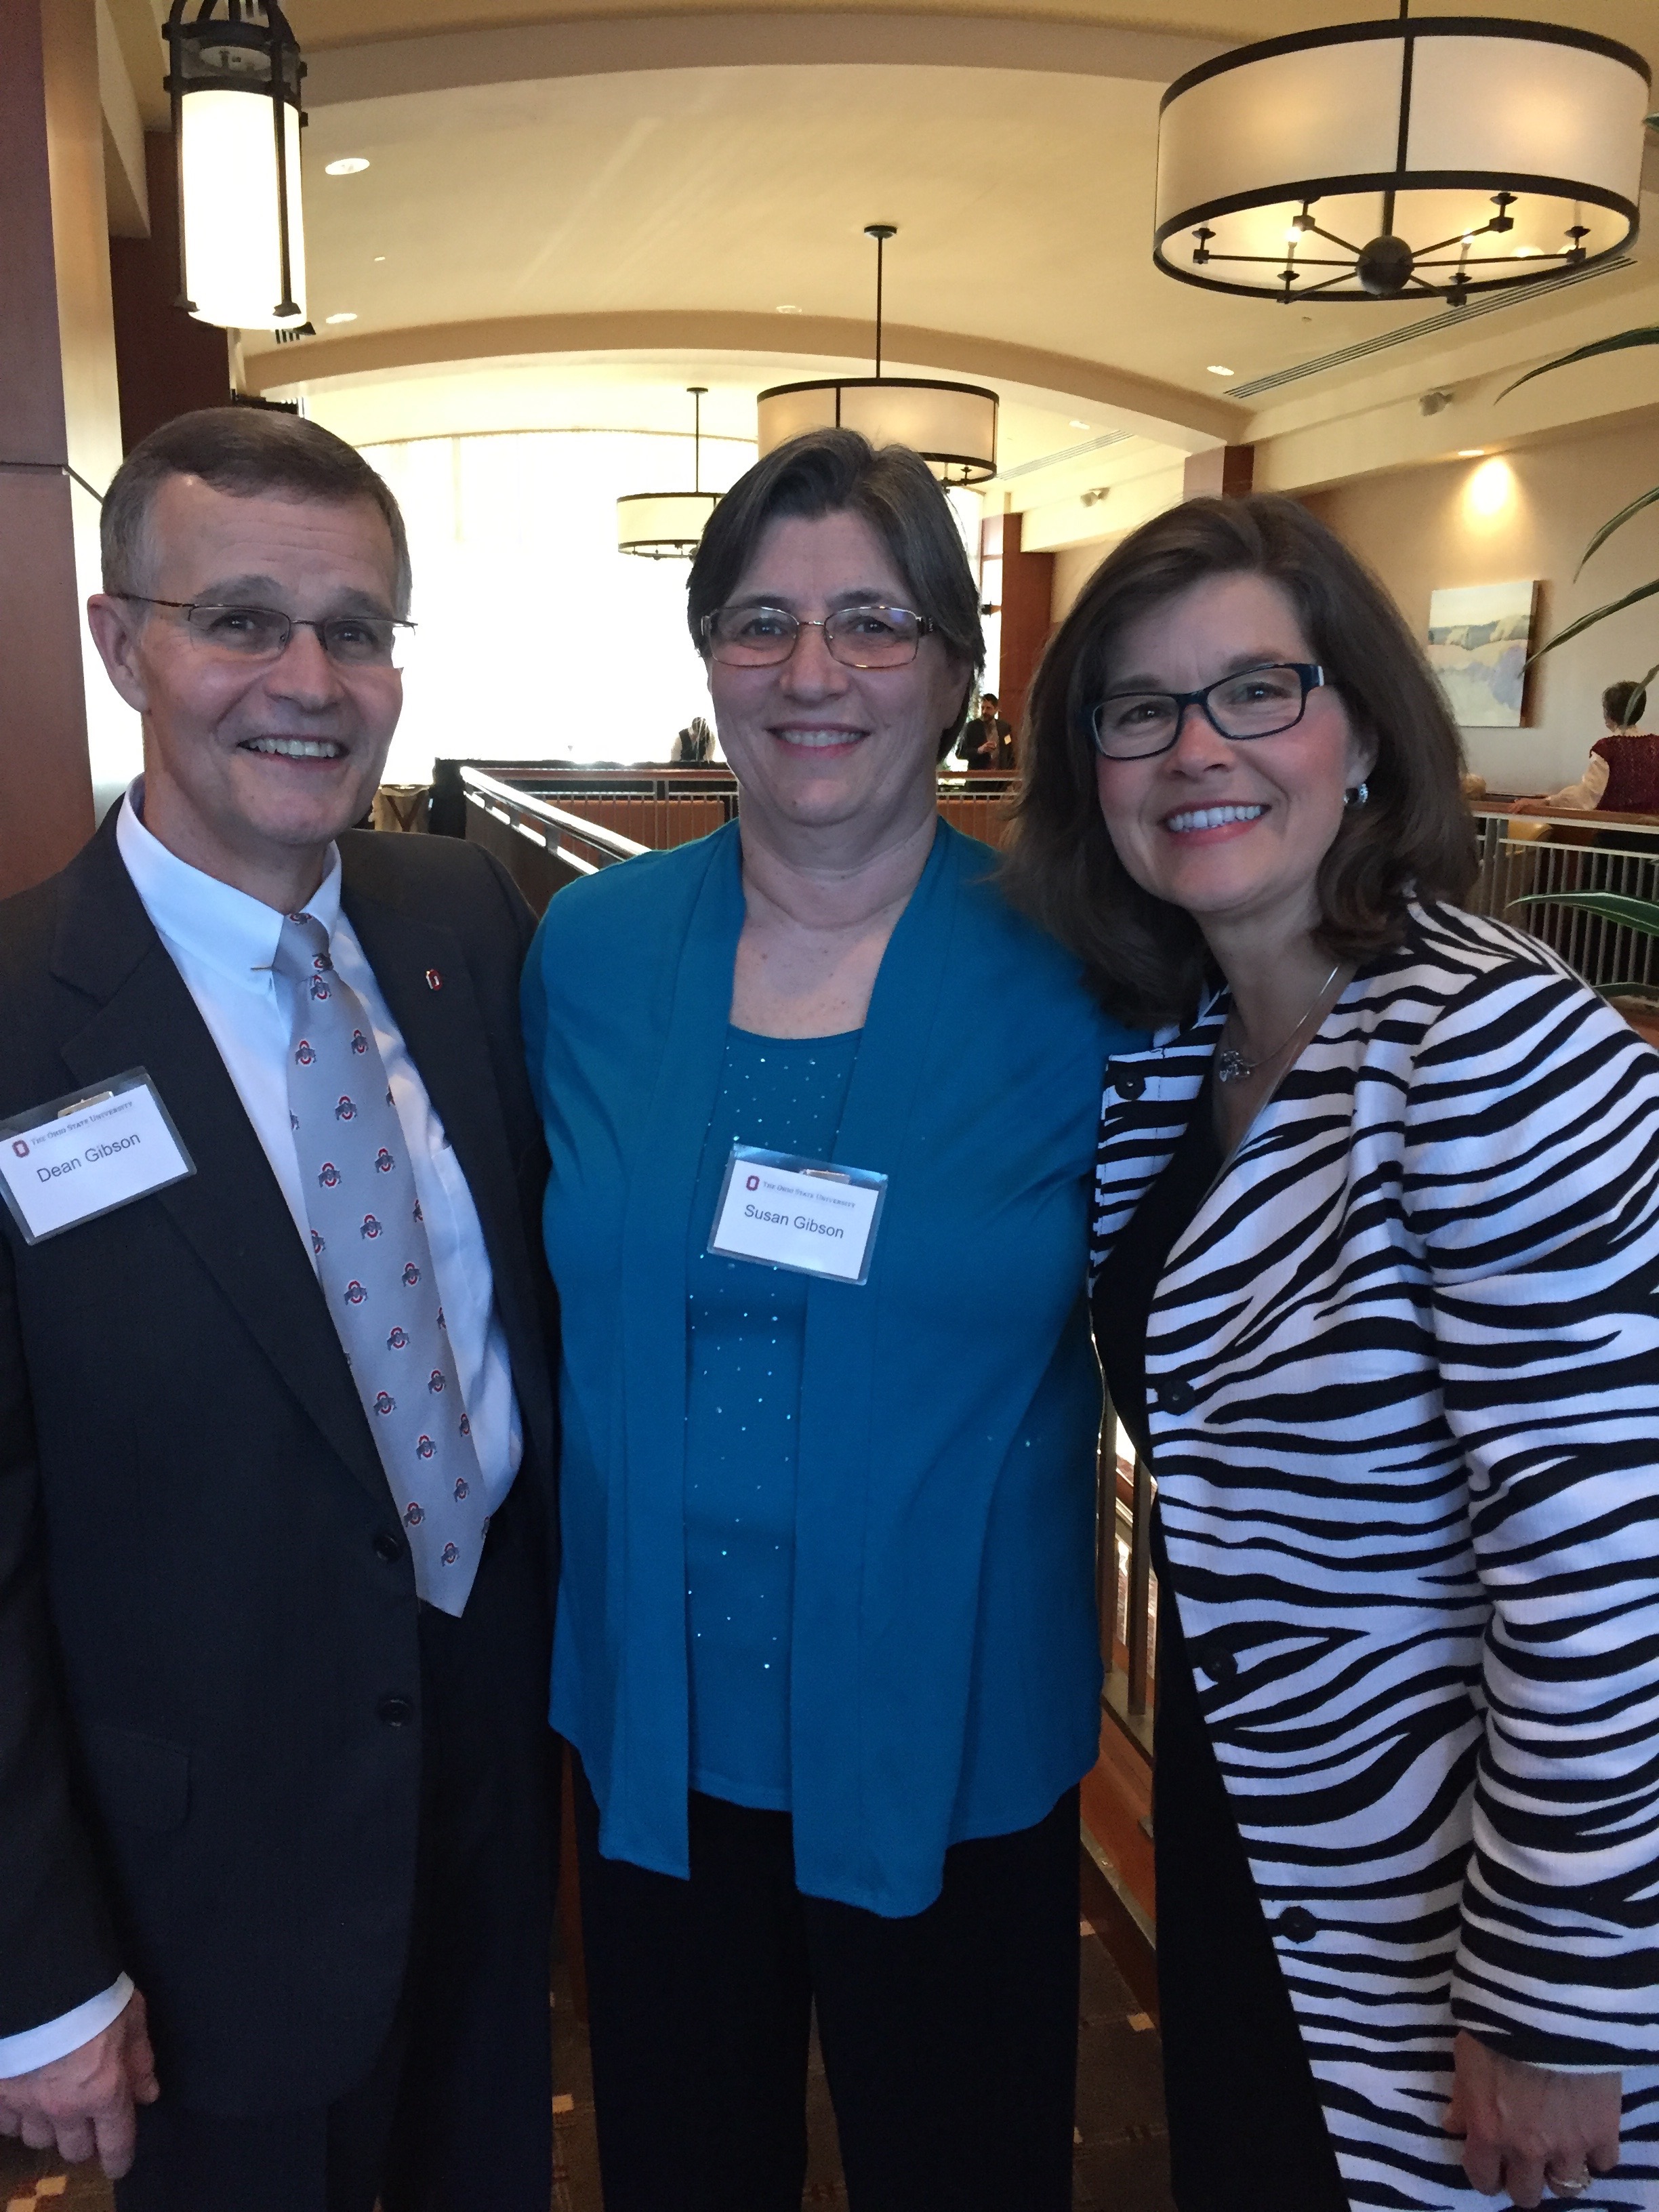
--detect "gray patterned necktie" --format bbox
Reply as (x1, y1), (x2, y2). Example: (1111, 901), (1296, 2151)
(274, 910), (487, 1616)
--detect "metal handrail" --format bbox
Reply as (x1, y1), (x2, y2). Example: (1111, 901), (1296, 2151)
(459, 766), (649, 865)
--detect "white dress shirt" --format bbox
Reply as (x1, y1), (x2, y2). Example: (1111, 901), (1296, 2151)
(0, 785), (523, 2078)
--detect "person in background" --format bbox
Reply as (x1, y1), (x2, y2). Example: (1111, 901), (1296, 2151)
(672, 714), (716, 763)
(523, 428), (1141, 2211)
(951, 687), (1009, 770)
(1513, 677), (1659, 818)
(1004, 491), (1659, 2212)
(0, 409), (558, 2210)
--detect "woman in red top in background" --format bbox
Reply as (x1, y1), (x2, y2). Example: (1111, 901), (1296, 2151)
(1515, 678), (1659, 821)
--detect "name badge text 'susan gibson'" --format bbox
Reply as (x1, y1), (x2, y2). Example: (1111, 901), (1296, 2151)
(0, 1071), (195, 1245)
(707, 1145), (887, 1285)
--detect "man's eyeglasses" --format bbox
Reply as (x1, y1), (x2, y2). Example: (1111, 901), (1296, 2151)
(119, 596), (414, 669)
(1091, 663), (1326, 760)
(702, 603), (935, 670)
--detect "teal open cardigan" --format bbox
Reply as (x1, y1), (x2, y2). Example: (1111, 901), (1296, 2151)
(523, 819), (1138, 1915)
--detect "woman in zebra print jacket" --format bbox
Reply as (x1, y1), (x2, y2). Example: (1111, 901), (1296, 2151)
(1004, 494), (1659, 2212)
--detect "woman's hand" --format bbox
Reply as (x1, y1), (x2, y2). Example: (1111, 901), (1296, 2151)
(1445, 2029), (1620, 2205)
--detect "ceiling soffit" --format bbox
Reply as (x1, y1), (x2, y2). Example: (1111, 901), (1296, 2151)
(244, 309), (1246, 444)
(303, 13), (1227, 103)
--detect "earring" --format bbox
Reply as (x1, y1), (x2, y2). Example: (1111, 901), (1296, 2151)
(1344, 780), (1370, 808)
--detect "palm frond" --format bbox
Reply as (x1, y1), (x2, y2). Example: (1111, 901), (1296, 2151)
(1509, 890), (1659, 938)
(1576, 485), (1659, 574)
(1500, 327), (1659, 401)
(1528, 577), (1659, 662)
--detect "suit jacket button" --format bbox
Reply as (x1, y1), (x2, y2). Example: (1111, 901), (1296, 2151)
(377, 1695), (414, 1728)
(1277, 1906), (1317, 1943)
(1203, 1647), (1237, 1684)
(373, 1532), (401, 1565)
(1111, 1065), (1147, 1100)
(1158, 1377), (1196, 1414)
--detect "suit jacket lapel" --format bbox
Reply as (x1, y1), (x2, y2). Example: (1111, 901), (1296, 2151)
(52, 829), (387, 1507)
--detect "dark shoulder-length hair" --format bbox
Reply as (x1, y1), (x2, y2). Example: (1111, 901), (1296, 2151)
(1000, 492), (1475, 1029)
(687, 428), (983, 754)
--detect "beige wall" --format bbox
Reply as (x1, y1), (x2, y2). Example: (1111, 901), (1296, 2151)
(1304, 411), (1659, 796)
(1052, 537), (1115, 623)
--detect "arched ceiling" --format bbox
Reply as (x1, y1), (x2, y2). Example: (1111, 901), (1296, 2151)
(112, 0), (1659, 512)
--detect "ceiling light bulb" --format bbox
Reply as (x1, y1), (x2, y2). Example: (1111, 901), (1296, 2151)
(324, 310), (358, 324)
(1206, 364), (1235, 376)
(325, 157), (370, 176)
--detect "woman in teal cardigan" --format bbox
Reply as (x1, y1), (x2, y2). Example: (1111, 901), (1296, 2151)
(523, 430), (1140, 2211)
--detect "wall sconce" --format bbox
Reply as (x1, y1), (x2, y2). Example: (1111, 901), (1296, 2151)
(166, 0), (308, 332)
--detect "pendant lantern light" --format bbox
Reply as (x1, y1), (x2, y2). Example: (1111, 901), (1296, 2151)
(1153, 0), (1648, 304)
(166, 0), (308, 332)
(757, 227), (998, 485)
(617, 387), (722, 560)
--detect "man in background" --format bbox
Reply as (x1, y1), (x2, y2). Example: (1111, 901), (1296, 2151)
(0, 409), (558, 2210)
(953, 689), (1011, 770)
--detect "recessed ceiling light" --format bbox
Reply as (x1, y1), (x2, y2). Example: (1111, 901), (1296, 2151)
(1457, 448), (1487, 458)
(324, 311), (358, 325)
(373, 255), (386, 264)
(775, 303), (802, 314)
(325, 157), (370, 176)
(1206, 364), (1235, 377)
(1069, 419), (1090, 429)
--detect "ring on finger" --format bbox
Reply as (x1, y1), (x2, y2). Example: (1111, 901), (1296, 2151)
(1548, 2173), (1591, 2197)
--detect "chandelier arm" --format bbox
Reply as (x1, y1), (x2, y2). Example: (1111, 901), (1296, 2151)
(1412, 222), (1501, 260)
(1201, 251), (1355, 268)
(1303, 222), (1364, 255)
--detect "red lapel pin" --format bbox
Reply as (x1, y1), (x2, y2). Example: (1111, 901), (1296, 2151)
(425, 968), (443, 991)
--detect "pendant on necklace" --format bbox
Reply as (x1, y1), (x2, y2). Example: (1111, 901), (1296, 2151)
(1215, 1048), (1254, 1084)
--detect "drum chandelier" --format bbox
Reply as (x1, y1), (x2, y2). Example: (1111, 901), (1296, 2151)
(757, 226), (998, 485)
(617, 387), (722, 560)
(1153, 0), (1650, 304)
(167, 0), (308, 331)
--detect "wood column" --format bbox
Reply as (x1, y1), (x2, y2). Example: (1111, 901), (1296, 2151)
(1183, 445), (1255, 500)
(983, 510), (1055, 741)
(0, 0), (127, 898)
(110, 134), (232, 450)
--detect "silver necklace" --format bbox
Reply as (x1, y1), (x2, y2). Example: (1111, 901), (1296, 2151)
(1215, 962), (1340, 1084)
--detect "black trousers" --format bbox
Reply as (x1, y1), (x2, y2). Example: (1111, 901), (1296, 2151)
(573, 1755), (1080, 2212)
(116, 1504), (556, 2212)
(1153, 1560), (1348, 2212)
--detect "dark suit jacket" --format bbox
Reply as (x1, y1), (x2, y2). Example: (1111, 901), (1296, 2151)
(0, 812), (558, 2114)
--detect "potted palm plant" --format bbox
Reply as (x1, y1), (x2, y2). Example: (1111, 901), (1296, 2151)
(1500, 320), (1659, 1045)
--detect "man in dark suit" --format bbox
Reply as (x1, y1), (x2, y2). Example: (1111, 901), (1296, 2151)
(951, 691), (1010, 771)
(0, 411), (558, 2209)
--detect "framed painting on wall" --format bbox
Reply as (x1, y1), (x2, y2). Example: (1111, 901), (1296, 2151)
(1425, 579), (1538, 727)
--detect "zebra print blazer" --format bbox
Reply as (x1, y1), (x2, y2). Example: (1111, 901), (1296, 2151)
(1092, 900), (1659, 2211)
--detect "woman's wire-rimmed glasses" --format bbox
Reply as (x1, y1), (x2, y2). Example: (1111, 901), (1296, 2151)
(117, 594), (415, 668)
(703, 602), (935, 670)
(1091, 662), (1325, 760)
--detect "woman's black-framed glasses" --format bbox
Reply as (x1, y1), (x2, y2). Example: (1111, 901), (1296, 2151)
(702, 603), (934, 670)
(119, 594), (414, 668)
(1090, 662), (1325, 760)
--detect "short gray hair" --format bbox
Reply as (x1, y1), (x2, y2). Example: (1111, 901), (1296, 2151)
(687, 429), (983, 753)
(102, 407), (411, 615)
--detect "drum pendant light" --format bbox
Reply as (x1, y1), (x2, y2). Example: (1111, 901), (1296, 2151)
(166, 0), (308, 331)
(1153, 0), (1649, 304)
(617, 387), (722, 559)
(757, 227), (998, 485)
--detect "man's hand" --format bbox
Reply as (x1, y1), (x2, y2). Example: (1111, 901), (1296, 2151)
(0, 1990), (159, 2179)
(1446, 2028), (1621, 2206)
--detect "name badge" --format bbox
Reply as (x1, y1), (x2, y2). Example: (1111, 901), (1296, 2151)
(0, 1070), (195, 1246)
(707, 1145), (887, 1286)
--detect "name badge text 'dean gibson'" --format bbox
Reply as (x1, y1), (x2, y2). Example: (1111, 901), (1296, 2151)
(0, 1070), (195, 1245)
(707, 1145), (887, 1285)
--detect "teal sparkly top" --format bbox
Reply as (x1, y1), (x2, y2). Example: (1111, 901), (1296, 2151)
(685, 1026), (861, 1809)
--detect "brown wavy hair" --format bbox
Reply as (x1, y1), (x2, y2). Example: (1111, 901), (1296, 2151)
(1000, 493), (1476, 1029)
